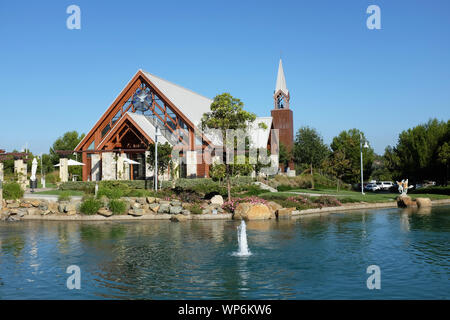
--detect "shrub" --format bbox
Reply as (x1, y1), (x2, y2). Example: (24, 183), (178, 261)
(45, 171), (60, 184)
(58, 191), (72, 202)
(189, 204), (203, 214)
(312, 196), (342, 208)
(2, 182), (24, 200)
(97, 187), (124, 199)
(410, 186), (450, 195)
(108, 199), (127, 215)
(79, 197), (102, 215)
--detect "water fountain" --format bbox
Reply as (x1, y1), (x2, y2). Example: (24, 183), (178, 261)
(234, 220), (251, 256)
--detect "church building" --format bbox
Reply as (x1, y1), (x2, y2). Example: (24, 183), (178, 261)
(74, 60), (294, 181)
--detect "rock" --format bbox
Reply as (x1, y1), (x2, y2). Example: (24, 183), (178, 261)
(38, 202), (49, 211)
(210, 195), (224, 206)
(170, 206), (182, 214)
(48, 202), (58, 214)
(170, 200), (182, 206)
(170, 214), (188, 222)
(182, 202), (191, 209)
(6, 200), (15, 204)
(132, 202), (141, 210)
(30, 200), (41, 207)
(20, 202), (32, 208)
(149, 203), (160, 213)
(397, 196), (416, 208)
(129, 209), (144, 217)
(27, 208), (40, 216)
(18, 209), (26, 217)
(277, 207), (295, 219)
(9, 209), (19, 215)
(98, 196), (109, 207)
(202, 208), (212, 215)
(416, 197), (432, 208)
(233, 203), (272, 220)
(267, 201), (282, 219)
(181, 209), (190, 215)
(98, 208), (113, 217)
(159, 200), (171, 206)
(41, 210), (50, 216)
(136, 197), (146, 205)
(58, 203), (66, 213)
(66, 210), (77, 216)
(7, 202), (19, 209)
(158, 204), (170, 213)
(146, 197), (156, 204)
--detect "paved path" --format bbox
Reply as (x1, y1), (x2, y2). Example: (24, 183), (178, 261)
(23, 193), (82, 202)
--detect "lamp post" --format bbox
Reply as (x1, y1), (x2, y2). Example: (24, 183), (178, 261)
(360, 132), (369, 195)
(154, 125), (161, 191)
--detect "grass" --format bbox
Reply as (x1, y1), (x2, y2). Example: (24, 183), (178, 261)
(260, 188), (450, 204)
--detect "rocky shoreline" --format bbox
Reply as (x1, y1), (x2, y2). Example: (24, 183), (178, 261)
(2, 196), (449, 222)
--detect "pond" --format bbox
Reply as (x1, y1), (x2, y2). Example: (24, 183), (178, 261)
(0, 206), (449, 299)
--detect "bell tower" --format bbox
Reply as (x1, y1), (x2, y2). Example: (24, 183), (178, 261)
(271, 59), (295, 171)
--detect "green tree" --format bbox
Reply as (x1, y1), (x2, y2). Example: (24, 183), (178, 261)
(385, 119), (449, 184)
(146, 142), (173, 176)
(330, 129), (374, 184)
(293, 127), (329, 188)
(201, 93), (256, 201)
(49, 131), (85, 178)
(323, 150), (352, 192)
(279, 143), (292, 171)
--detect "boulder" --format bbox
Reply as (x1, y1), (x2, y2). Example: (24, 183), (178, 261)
(233, 203), (272, 220)
(66, 210), (77, 216)
(129, 209), (144, 217)
(397, 196), (416, 208)
(7, 202), (19, 209)
(416, 197), (432, 208)
(146, 197), (156, 204)
(159, 200), (171, 206)
(136, 197), (147, 205)
(170, 200), (182, 207)
(181, 209), (191, 215)
(158, 204), (170, 213)
(27, 208), (41, 216)
(170, 214), (188, 222)
(20, 202), (32, 208)
(277, 207), (295, 219)
(48, 202), (58, 214)
(132, 202), (141, 210)
(149, 203), (160, 213)
(30, 200), (41, 207)
(210, 195), (224, 206)
(38, 202), (49, 211)
(170, 206), (182, 214)
(98, 208), (113, 217)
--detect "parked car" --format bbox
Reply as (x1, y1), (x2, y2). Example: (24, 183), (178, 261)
(378, 181), (394, 191)
(364, 183), (380, 192)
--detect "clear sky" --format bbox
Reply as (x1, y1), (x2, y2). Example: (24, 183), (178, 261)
(0, 0), (449, 155)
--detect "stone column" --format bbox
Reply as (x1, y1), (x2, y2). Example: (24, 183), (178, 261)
(59, 158), (69, 183)
(101, 152), (116, 181)
(14, 159), (28, 190)
(116, 153), (125, 180)
(0, 162), (4, 183)
(186, 151), (197, 178)
(91, 154), (101, 181)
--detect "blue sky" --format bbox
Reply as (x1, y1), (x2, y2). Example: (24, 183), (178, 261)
(0, 0), (449, 155)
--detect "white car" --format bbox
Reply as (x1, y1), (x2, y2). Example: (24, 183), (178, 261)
(377, 181), (394, 191)
(364, 183), (380, 192)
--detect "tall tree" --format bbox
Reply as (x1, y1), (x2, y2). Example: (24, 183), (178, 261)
(323, 150), (353, 192)
(201, 93), (256, 201)
(49, 131), (85, 178)
(330, 129), (374, 184)
(146, 142), (173, 177)
(293, 126), (329, 188)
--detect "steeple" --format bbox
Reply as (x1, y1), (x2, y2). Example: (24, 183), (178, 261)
(275, 59), (289, 96)
(274, 59), (290, 110)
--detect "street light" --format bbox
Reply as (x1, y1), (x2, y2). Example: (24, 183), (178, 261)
(360, 132), (369, 195)
(154, 125), (161, 191)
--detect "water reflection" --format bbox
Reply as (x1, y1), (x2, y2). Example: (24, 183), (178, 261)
(0, 206), (449, 299)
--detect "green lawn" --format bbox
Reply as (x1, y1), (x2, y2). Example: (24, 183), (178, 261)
(260, 188), (450, 203)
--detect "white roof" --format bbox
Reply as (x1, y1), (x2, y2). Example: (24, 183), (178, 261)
(275, 59), (288, 95)
(142, 71), (213, 127)
(126, 112), (171, 145)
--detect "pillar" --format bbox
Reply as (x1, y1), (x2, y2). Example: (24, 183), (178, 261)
(59, 158), (69, 183)
(0, 162), (3, 182)
(186, 151), (197, 178)
(116, 153), (125, 180)
(14, 159), (28, 190)
(101, 152), (116, 180)
(145, 150), (152, 179)
(91, 154), (101, 181)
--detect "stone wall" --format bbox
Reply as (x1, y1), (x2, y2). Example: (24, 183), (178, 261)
(91, 154), (101, 181)
(14, 159), (28, 190)
(101, 152), (116, 181)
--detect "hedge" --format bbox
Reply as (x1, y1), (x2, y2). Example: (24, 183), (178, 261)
(410, 186), (450, 195)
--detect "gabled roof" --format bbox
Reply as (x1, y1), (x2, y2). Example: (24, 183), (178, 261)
(142, 71), (213, 127)
(275, 59), (288, 96)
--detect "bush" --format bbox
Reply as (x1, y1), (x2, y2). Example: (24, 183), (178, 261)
(189, 203), (203, 214)
(45, 171), (60, 184)
(79, 197), (102, 215)
(97, 187), (125, 199)
(410, 186), (450, 195)
(58, 191), (72, 202)
(108, 199), (127, 215)
(2, 182), (24, 200)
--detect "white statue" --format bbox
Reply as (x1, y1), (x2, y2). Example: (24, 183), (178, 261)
(30, 158), (38, 182)
(396, 179), (412, 196)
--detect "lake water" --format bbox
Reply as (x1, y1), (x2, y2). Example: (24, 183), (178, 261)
(0, 206), (449, 299)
